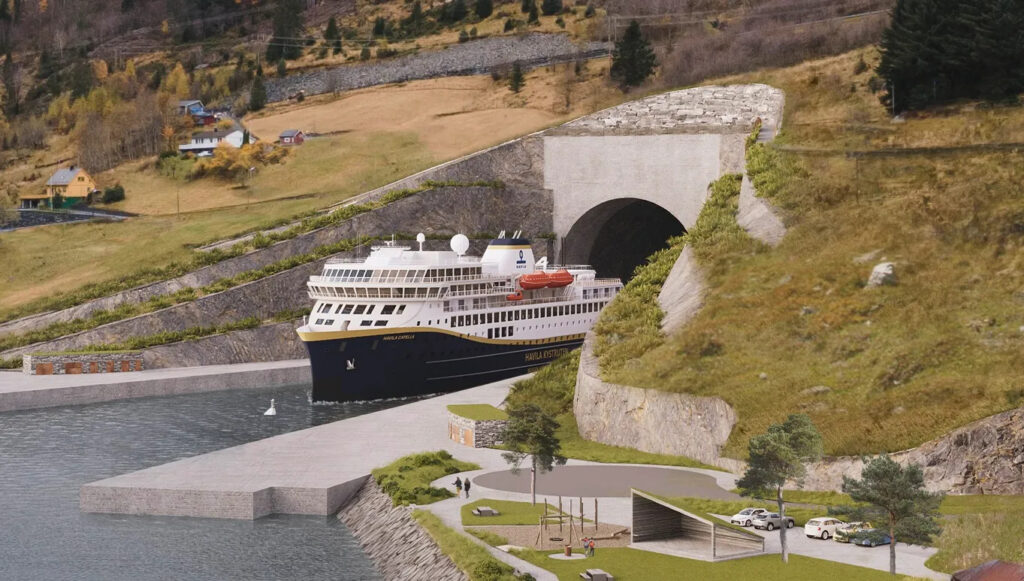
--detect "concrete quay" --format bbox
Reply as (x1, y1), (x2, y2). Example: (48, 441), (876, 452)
(0, 359), (311, 412)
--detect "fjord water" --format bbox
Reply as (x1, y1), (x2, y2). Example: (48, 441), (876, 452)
(0, 384), (401, 580)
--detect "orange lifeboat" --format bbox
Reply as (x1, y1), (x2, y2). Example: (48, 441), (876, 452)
(547, 269), (574, 288)
(519, 272), (551, 290)
(506, 291), (524, 301)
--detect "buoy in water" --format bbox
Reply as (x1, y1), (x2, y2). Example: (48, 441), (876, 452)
(264, 399), (277, 416)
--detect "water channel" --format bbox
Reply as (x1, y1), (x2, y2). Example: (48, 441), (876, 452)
(0, 383), (406, 580)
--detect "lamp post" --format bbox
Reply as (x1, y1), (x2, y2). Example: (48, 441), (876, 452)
(247, 166), (256, 206)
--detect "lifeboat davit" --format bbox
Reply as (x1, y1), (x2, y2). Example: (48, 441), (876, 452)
(547, 269), (574, 288)
(506, 291), (524, 301)
(519, 272), (551, 290)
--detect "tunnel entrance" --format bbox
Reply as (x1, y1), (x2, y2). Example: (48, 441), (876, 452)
(561, 198), (686, 282)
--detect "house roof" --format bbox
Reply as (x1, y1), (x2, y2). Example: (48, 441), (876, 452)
(280, 129), (302, 137)
(193, 130), (231, 140)
(953, 561), (1024, 581)
(46, 167), (84, 186)
(178, 100), (203, 107)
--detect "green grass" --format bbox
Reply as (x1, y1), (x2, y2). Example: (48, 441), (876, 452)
(412, 509), (522, 581)
(506, 350), (721, 471)
(938, 494), (1024, 515)
(466, 528), (511, 547)
(590, 49), (1024, 458)
(927, 512), (1024, 573)
(513, 548), (915, 581)
(372, 451), (479, 506)
(448, 404), (509, 421)
(461, 499), (570, 527)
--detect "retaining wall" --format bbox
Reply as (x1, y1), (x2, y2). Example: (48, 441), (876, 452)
(143, 321), (305, 369)
(338, 479), (467, 581)
(447, 412), (507, 448)
(23, 352), (144, 375)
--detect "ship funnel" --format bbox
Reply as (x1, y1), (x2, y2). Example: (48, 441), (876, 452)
(481, 235), (534, 275)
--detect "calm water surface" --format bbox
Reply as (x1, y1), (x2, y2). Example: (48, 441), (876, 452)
(0, 383), (409, 581)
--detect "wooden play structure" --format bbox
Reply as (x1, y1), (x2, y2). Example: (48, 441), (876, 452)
(535, 496), (628, 548)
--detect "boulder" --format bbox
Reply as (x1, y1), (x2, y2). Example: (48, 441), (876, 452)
(866, 262), (897, 287)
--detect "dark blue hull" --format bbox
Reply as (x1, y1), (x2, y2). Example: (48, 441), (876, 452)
(300, 329), (584, 402)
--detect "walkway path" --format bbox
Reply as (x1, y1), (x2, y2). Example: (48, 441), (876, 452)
(0, 359), (310, 412)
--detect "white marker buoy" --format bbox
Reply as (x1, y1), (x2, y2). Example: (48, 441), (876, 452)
(264, 399), (277, 416)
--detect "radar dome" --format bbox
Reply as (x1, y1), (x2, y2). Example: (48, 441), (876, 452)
(450, 234), (470, 256)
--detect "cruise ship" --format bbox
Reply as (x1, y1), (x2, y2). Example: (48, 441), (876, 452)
(296, 232), (623, 402)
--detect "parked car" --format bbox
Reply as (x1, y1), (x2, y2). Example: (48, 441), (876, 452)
(852, 529), (892, 547)
(834, 521), (873, 543)
(752, 512), (795, 531)
(804, 517), (846, 540)
(730, 508), (770, 527)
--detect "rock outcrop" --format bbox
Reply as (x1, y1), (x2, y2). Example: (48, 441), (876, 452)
(338, 479), (466, 581)
(142, 320), (306, 369)
(658, 246), (706, 335)
(573, 332), (740, 470)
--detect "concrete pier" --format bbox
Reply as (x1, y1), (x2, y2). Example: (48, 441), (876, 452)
(0, 359), (311, 412)
(81, 379), (516, 519)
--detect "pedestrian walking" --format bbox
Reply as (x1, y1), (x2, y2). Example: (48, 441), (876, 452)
(464, 478), (471, 498)
(453, 477), (462, 497)
(588, 539), (596, 557)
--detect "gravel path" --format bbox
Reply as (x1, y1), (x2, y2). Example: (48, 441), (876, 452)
(266, 33), (611, 102)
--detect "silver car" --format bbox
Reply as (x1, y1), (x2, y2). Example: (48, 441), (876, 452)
(752, 512), (795, 531)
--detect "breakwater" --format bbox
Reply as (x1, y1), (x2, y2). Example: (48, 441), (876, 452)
(339, 479), (466, 581)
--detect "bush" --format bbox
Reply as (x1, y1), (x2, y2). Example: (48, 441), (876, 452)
(541, 0), (562, 16)
(101, 184), (125, 204)
(584, 3), (595, 17)
(459, 29), (470, 43)
(360, 46), (371, 60)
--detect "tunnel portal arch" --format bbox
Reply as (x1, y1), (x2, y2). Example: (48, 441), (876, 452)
(561, 198), (686, 282)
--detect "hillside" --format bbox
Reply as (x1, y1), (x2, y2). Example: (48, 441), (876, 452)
(592, 47), (1024, 458)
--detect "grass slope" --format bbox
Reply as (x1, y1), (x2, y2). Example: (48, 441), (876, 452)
(462, 499), (569, 526)
(412, 510), (521, 581)
(594, 47), (1024, 457)
(372, 451), (479, 506)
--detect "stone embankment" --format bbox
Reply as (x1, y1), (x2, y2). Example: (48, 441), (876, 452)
(142, 321), (305, 369)
(573, 333), (741, 471)
(658, 246), (706, 335)
(736, 174), (786, 246)
(338, 479), (466, 581)
(266, 33), (610, 102)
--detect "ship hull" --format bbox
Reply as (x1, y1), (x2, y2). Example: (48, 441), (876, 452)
(300, 328), (584, 402)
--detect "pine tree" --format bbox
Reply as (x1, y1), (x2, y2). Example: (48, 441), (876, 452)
(610, 20), (656, 88)
(541, 0), (562, 16)
(527, 2), (538, 23)
(475, 0), (492, 19)
(249, 76), (267, 111)
(509, 61), (524, 93)
(266, 0), (304, 62)
(276, 59), (287, 77)
(521, 0), (532, 13)
(325, 16), (341, 53)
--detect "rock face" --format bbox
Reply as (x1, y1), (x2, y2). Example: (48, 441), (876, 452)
(803, 407), (1024, 494)
(142, 321), (306, 369)
(266, 34), (610, 102)
(573, 332), (739, 469)
(338, 479), (466, 581)
(658, 246), (706, 335)
(736, 173), (786, 246)
(866, 262), (897, 287)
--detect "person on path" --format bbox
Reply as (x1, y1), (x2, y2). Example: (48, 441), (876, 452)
(581, 537), (590, 556)
(453, 477), (462, 497)
(464, 478), (471, 498)
(588, 539), (596, 557)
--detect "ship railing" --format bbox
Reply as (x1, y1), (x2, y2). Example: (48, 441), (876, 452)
(441, 293), (590, 312)
(309, 274), (509, 285)
(574, 278), (622, 286)
(442, 286), (516, 298)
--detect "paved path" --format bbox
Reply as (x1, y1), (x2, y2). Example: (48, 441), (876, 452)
(0, 359), (311, 412)
(474, 465), (740, 500)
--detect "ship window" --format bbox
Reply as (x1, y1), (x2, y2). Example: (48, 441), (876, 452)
(397, 305), (406, 315)
(374, 320), (387, 327)
(360, 320), (372, 326)
(334, 304), (345, 314)
(324, 320), (334, 326)
(514, 310), (520, 321)
(342, 305), (354, 314)
(382, 305), (396, 315)
(367, 305), (375, 314)
(354, 305), (366, 315)
(472, 314), (480, 325)
(315, 319), (324, 325)
(485, 313), (492, 324)
(508, 326), (513, 337)
(487, 328), (493, 339)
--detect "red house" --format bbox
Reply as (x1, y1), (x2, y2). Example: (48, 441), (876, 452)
(280, 129), (305, 145)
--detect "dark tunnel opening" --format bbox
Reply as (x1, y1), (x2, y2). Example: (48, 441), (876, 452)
(562, 199), (686, 282)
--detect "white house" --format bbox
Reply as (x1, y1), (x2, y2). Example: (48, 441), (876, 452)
(178, 129), (247, 156)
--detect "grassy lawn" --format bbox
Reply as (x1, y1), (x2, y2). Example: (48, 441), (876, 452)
(448, 404), (509, 421)
(514, 548), (913, 581)
(461, 499), (570, 527)
(589, 47), (1024, 457)
(412, 509), (521, 581)
(372, 451), (479, 506)
(927, 512), (1024, 573)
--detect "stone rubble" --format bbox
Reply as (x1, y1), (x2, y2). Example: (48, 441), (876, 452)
(267, 34), (610, 102)
(338, 479), (467, 581)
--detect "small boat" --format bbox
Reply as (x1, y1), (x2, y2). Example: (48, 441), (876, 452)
(547, 269), (574, 288)
(506, 291), (524, 301)
(519, 272), (551, 290)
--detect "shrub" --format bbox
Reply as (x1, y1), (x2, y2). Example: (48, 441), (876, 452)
(584, 3), (595, 17)
(459, 29), (470, 43)
(360, 46), (371, 60)
(541, 0), (562, 16)
(101, 184), (125, 204)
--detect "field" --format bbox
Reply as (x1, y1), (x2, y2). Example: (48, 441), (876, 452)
(0, 64), (623, 318)
(594, 47), (1024, 457)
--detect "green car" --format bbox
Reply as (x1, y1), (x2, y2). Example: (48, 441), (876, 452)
(834, 521), (873, 543)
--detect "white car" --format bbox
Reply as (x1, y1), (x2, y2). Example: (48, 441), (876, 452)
(730, 507), (769, 527)
(804, 517), (846, 540)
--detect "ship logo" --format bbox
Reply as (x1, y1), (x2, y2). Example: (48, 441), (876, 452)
(517, 250), (526, 265)
(346, 359), (356, 370)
